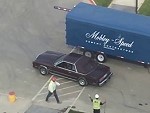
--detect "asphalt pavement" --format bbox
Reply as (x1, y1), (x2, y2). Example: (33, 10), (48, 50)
(0, 0), (148, 113)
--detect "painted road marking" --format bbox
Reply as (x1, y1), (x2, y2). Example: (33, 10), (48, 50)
(38, 84), (80, 96)
(37, 89), (82, 102)
(64, 87), (85, 113)
(60, 81), (74, 84)
(32, 75), (83, 104)
(58, 84), (79, 91)
(43, 80), (75, 89)
(38, 85), (79, 95)
(31, 76), (53, 101)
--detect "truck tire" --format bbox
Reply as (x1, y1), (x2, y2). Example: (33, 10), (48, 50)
(39, 66), (48, 75)
(96, 53), (107, 63)
(78, 77), (88, 86)
(83, 51), (92, 58)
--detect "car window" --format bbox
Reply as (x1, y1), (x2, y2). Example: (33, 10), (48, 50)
(54, 55), (66, 65)
(66, 63), (76, 72)
(56, 62), (67, 69)
(56, 62), (76, 72)
(67, 63), (72, 70)
(71, 65), (76, 71)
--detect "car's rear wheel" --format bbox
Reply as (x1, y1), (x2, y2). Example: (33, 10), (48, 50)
(78, 77), (88, 86)
(39, 66), (48, 75)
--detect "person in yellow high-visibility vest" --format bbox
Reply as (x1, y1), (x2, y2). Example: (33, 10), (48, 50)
(45, 76), (61, 104)
(89, 94), (106, 113)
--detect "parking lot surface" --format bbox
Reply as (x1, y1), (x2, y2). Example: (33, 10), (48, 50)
(0, 0), (150, 113)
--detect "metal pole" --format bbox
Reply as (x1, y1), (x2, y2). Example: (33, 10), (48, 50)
(135, 0), (138, 14)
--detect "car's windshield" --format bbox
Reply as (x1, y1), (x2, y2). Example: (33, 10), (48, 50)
(54, 54), (66, 65)
(76, 56), (98, 74)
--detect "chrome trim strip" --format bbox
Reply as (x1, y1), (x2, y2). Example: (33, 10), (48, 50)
(99, 72), (113, 86)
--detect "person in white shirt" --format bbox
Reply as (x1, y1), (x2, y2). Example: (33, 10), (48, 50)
(45, 76), (61, 104)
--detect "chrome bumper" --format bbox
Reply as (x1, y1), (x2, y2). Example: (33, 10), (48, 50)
(98, 72), (113, 86)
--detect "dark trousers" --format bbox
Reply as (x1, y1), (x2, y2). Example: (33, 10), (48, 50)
(45, 90), (60, 103)
(93, 109), (100, 113)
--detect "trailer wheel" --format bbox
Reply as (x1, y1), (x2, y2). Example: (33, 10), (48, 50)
(96, 53), (107, 63)
(83, 51), (92, 58)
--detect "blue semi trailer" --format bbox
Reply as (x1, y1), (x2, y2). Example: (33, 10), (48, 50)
(66, 2), (150, 65)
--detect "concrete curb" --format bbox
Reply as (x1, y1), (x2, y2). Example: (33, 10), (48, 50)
(108, 0), (145, 10)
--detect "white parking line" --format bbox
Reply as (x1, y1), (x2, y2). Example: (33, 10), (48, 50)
(37, 89), (82, 102)
(32, 75), (84, 105)
(43, 80), (75, 89)
(31, 76), (53, 101)
(58, 84), (79, 91)
(64, 87), (85, 113)
(37, 92), (47, 96)
(36, 84), (80, 96)
(59, 90), (82, 97)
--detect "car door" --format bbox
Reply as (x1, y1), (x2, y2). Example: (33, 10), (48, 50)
(53, 61), (78, 79)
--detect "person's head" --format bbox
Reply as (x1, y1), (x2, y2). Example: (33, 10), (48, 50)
(95, 94), (99, 99)
(51, 76), (57, 82)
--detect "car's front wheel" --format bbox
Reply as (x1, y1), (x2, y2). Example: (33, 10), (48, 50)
(78, 77), (88, 86)
(39, 66), (48, 75)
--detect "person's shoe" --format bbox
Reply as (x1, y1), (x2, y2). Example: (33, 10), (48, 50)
(57, 101), (62, 104)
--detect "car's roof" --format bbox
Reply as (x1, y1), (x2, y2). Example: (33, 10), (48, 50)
(63, 53), (83, 63)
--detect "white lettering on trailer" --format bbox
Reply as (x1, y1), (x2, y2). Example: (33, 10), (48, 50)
(85, 31), (134, 53)
(85, 31), (109, 45)
(114, 36), (134, 48)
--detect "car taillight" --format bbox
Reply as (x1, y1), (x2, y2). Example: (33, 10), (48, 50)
(99, 74), (107, 82)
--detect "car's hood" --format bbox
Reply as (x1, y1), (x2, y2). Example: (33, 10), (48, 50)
(88, 64), (110, 79)
(35, 51), (65, 65)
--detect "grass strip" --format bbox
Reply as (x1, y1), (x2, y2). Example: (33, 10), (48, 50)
(139, 0), (150, 16)
(94, 0), (112, 7)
